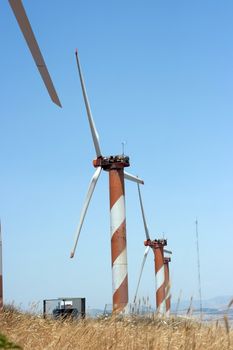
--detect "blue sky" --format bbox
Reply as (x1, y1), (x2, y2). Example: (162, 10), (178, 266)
(0, 0), (233, 310)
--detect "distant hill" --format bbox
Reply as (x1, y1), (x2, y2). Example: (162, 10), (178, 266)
(86, 308), (105, 317)
(172, 295), (233, 311)
(86, 296), (233, 319)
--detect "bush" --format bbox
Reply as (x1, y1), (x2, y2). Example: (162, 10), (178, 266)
(0, 333), (21, 349)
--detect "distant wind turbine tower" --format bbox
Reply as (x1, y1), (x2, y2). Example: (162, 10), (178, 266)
(0, 221), (3, 309)
(70, 50), (143, 313)
(164, 256), (171, 316)
(134, 184), (172, 314)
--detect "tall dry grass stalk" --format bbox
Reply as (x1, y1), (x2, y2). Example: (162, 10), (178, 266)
(175, 289), (182, 316)
(0, 307), (232, 350)
(228, 299), (233, 310)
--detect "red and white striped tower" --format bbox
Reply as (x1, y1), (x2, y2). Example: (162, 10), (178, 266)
(144, 239), (167, 314)
(109, 167), (128, 312)
(164, 256), (171, 316)
(0, 221), (3, 309)
(93, 155), (130, 313)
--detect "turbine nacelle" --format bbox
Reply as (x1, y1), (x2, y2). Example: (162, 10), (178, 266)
(144, 238), (167, 248)
(93, 155), (130, 170)
(164, 257), (171, 263)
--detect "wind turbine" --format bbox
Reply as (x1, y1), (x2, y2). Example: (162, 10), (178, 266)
(8, 0), (61, 107)
(70, 50), (144, 313)
(134, 183), (172, 315)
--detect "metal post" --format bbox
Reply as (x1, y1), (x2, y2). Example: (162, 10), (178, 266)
(109, 168), (128, 313)
(81, 298), (86, 318)
(164, 257), (171, 316)
(43, 300), (46, 318)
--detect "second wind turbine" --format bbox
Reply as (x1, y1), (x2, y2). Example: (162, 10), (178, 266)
(70, 50), (144, 313)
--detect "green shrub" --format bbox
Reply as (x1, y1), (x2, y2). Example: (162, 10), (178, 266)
(0, 333), (21, 349)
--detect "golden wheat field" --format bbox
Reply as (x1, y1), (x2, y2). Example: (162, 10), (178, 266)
(0, 308), (233, 350)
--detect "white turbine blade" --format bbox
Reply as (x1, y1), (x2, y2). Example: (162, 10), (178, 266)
(137, 183), (150, 240)
(133, 246), (150, 303)
(164, 249), (172, 255)
(70, 167), (102, 258)
(8, 0), (62, 107)
(75, 50), (102, 158)
(124, 171), (144, 184)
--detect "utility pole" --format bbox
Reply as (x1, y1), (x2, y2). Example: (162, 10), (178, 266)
(195, 219), (202, 316)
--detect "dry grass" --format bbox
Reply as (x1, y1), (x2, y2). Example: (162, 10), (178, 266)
(0, 307), (233, 349)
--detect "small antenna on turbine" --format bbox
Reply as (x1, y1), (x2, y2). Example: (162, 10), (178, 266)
(121, 141), (127, 155)
(195, 218), (203, 318)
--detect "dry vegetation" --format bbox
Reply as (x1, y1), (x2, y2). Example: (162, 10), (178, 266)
(0, 307), (233, 349)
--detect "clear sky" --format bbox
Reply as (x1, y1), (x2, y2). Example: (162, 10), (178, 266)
(0, 0), (233, 310)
